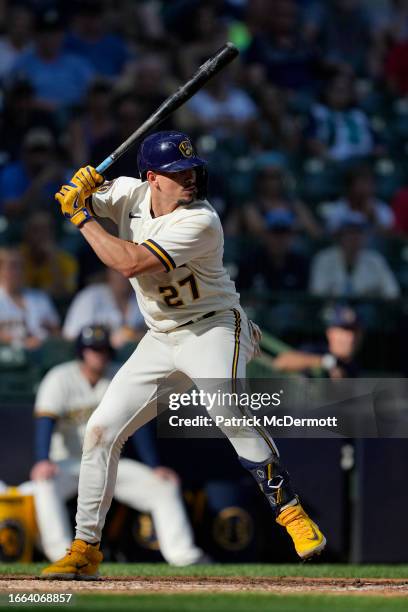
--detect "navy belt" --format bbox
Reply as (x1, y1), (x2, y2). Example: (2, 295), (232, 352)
(177, 311), (216, 328)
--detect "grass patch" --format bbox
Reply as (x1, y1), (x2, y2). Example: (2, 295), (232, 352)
(1, 563), (408, 579)
(19, 593), (408, 612)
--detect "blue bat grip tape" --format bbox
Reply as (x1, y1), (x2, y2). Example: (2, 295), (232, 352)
(96, 156), (114, 174)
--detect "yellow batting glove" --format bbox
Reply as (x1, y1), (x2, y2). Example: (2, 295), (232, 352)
(55, 166), (104, 228)
(69, 166), (104, 197)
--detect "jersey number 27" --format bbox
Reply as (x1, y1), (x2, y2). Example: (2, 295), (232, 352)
(159, 273), (200, 307)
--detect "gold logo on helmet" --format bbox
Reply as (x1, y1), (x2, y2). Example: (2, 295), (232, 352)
(179, 140), (194, 158)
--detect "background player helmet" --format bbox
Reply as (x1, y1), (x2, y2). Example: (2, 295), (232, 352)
(137, 131), (208, 198)
(76, 325), (114, 359)
(323, 305), (361, 331)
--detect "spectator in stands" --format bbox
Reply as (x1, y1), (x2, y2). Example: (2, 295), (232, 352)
(123, 0), (166, 46)
(67, 79), (114, 167)
(118, 54), (174, 124)
(249, 85), (302, 154)
(385, 35), (408, 95)
(320, 165), (394, 235)
(10, 8), (94, 111)
(369, 0), (408, 77)
(20, 211), (78, 299)
(63, 268), (145, 348)
(0, 247), (60, 349)
(175, 2), (229, 80)
(309, 211), (400, 298)
(90, 93), (144, 179)
(392, 183), (408, 235)
(242, 163), (321, 239)
(185, 72), (258, 140)
(244, 0), (321, 93)
(0, 79), (57, 162)
(0, 4), (34, 82)
(305, 72), (381, 162)
(273, 304), (362, 378)
(0, 128), (66, 222)
(375, 0), (408, 41)
(65, 0), (132, 79)
(302, 0), (373, 75)
(236, 209), (310, 292)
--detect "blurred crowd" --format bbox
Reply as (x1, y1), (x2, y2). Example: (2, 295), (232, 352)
(0, 0), (408, 372)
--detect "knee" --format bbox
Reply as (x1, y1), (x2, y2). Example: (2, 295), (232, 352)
(83, 415), (132, 455)
(83, 419), (114, 453)
(150, 475), (180, 502)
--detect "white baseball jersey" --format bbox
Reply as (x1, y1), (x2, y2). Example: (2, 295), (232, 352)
(34, 361), (111, 461)
(90, 178), (240, 332)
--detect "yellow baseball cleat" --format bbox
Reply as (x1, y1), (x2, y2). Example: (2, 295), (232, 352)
(40, 539), (103, 580)
(276, 503), (326, 559)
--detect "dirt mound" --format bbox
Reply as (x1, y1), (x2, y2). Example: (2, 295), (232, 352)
(2, 575), (408, 597)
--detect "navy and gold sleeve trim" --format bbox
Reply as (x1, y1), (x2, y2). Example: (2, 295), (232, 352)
(141, 239), (176, 272)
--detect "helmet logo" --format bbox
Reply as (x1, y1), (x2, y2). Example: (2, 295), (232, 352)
(179, 140), (194, 158)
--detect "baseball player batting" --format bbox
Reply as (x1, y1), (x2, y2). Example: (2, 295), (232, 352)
(42, 131), (326, 579)
(31, 325), (206, 566)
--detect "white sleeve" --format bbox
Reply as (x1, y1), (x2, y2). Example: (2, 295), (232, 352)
(90, 177), (142, 224)
(375, 202), (395, 229)
(140, 210), (221, 272)
(309, 251), (331, 295)
(34, 367), (67, 418)
(37, 294), (60, 327)
(62, 289), (93, 339)
(373, 254), (401, 298)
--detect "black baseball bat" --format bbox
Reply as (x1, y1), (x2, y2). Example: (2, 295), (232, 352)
(96, 42), (239, 173)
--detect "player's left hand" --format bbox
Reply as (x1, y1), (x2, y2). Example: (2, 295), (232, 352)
(55, 166), (104, 228)
(248, 320), (262, 358)
(153, 466), (181, 485)
(30, 460), (59, 481)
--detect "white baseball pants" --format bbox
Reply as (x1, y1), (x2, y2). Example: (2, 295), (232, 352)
(75, 307), (277, 543)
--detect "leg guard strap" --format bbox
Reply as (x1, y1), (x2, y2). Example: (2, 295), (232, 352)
(239, 456), (297, 516)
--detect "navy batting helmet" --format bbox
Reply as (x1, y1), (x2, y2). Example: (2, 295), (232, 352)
(76, 325), (113, 359)
(137, 131), (208, 198)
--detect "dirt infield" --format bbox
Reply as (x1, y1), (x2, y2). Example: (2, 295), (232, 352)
(2, 575), (408, 597)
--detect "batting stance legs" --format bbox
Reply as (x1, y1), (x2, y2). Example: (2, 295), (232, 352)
(74, 309), (317, 547)
(42, 309), (325, 578)
(75, 308), (275, 542)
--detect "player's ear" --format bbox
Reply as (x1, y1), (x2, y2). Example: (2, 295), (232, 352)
(146, 170), (157, 186)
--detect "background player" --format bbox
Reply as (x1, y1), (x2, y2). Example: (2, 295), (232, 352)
(31, 324), (206, 566)
(41, 131), (326, 579)
(273, 305), (362, 378)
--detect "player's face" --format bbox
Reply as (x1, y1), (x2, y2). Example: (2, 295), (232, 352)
(82, 347), (110, 373)
(326, 327), (359, 360)
(151, 169), (197, 205)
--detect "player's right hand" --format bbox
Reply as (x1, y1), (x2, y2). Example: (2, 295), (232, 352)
(55, 166), (104, 228)
(153, 466), (181, 485)
(30, 460), (59, 481)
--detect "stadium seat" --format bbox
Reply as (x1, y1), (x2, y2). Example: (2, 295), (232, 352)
(373, 158), (404, 201)
(0, 345), (28, 371)
(299, 159), (342, 204)
(0, 369), (40, 403)
(29, 338), (75, 376)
